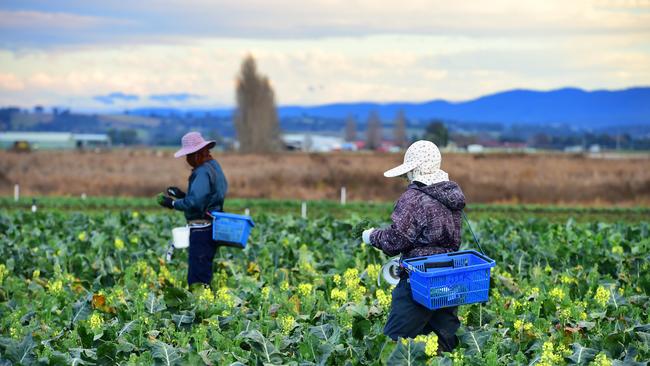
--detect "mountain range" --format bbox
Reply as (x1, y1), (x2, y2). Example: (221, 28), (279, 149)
(130, 87), (650, 129)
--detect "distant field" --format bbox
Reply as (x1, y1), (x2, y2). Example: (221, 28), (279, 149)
(0, 150), (648, 205)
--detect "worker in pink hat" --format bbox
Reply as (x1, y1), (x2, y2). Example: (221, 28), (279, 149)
(158, 131), (228, 287)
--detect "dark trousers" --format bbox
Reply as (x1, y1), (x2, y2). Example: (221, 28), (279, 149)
(384, 278), (460, 352)
(187, 224), (218, 286)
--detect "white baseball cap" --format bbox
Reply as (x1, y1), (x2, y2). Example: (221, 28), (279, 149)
(383, 140), (442, 177)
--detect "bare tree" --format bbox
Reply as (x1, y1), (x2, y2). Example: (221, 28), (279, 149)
(344, 115), (357, 142)
(393, 110), (408, 149)
(234, 55), (283, 153)
(366, 111), (382, 150)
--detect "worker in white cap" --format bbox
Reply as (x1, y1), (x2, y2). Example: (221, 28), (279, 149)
(362, 140), (465, 352)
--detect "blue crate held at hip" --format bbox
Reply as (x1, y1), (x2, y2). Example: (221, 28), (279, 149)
(401, 250), (496, 310)
(210, 211), (255, 248)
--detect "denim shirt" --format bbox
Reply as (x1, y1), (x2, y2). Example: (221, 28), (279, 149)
(173, 159), (228, 221)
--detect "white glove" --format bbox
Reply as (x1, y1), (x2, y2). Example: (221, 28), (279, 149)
(362, 228), (375, 244)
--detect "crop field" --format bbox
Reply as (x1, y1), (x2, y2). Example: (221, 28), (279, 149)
(0, 204), (648, 365)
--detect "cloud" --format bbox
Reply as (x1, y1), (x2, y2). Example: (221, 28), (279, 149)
(93, 92), (139, 105)
(149, 93), (203, 103)
(0, 1), (649, 48)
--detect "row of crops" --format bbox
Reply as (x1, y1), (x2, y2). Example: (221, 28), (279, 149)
(2, 196), (649, 222)
(0, 206), (648, 365)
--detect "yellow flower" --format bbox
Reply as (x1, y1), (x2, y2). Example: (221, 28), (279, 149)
(297, 283), (313, 297)
(366, 264), (381, 282)
(129, 236), (139, 244)
(247, 262), (260, 275)
(559, 308), (571, 320)
(538, 341), (563, 366)
(595, 286), (610, 307)
(331, 288), (347, 303)
(216, 287), (235, 308)
(78, 231), (87, 241)
(611, 245), (623, 255)
(198, 287), (214, 302)
(32, 269), (40, 279)
(343, 268), (360, 288)
(278, 315), (295, 335)
(333, 274), (341, 286)
(48, 280), (63, 294)
(280, 281), (290, 291)
(558, 343), (571, 357)
(376, 289), (391, 308)
(528, 287), (540, 297)
(592, 352), (612, 366)
(580, 312), (588, 320)
(261, 287), (271, 299)
(351, 285), (367, 302)
(561, 275), (576, 285)
(9, 327), (17, 338)
(513, 319), (533, 333)
(549, 287), (565, 302)
(451, 349), (464, 366)
(158, 266), (176, 286)
(414, 334), (439, 357)
(544, 264), (552, 273)
(88, 312), (104, 331)
(132, 211), (139, 218)
(114, 238), (125, 250)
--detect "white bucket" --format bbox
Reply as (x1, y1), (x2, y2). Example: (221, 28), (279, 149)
(172, 226), (190, 249)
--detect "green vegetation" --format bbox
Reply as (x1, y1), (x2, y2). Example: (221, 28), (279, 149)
(0, 208), (648, 365)
(1, 196), (648, 222)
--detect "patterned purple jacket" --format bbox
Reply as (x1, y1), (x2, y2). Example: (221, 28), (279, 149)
(369, 181), (465, 259)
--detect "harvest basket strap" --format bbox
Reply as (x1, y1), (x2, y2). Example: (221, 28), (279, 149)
(462, 210), (485, 255)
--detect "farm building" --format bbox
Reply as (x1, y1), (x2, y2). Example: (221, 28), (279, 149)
(0, 132), (111, 150)
(282, 134), (345, 152)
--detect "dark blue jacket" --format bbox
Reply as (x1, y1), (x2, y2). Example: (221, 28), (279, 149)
(173, 159), (228, 221)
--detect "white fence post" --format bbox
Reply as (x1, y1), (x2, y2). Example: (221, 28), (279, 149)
(340, 186), (347, 205)
(14, 184), (19, 202)
(301, 201), (307, 219)
(81, 193), (87, 200)
(244, 208), (250, 216)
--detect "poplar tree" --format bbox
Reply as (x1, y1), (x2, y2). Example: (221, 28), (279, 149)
(234, 55), (283, 153)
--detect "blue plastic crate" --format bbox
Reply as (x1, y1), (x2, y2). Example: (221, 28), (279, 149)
(401, 250), (496, 310)
(210, 212), (255, 248)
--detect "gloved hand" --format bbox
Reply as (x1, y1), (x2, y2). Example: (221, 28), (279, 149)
(156, 193), (174, 209)
(166, 186), (186, 199)
(362, 228), (375, 245)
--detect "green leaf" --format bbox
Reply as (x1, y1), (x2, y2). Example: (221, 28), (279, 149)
(385, 339), (427, 366)
(567, 343), (598, 365)
(352, 318), (371, 340)
(163, 287), (189, 309)
(117, 320), (137, 338)
(146, 293), (167, 314)
(3, 334), (36, 365)
(171, 311), (195, 327)
(71, 299), (91, 324)
(237, 330), (283, 364)
(151, 341), (183, 366)
(77, 324), (94, 349)
(459, 329), (492, 357)
(97, 342), (118, 365)
(308, 323), (340, 344)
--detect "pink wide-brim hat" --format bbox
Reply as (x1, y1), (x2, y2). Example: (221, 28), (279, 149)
(174, 132), (216, 158)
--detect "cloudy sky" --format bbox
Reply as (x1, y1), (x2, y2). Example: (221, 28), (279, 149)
(0, 0), (649, 111)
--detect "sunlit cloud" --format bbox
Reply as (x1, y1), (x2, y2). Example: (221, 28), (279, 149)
(0, 1), (648, 109)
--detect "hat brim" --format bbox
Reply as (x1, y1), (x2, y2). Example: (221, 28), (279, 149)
(174, 141), (216, 158)
(383, 161), (419, 178)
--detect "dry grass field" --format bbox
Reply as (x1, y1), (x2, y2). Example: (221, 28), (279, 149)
(0, 150), (648, 205)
